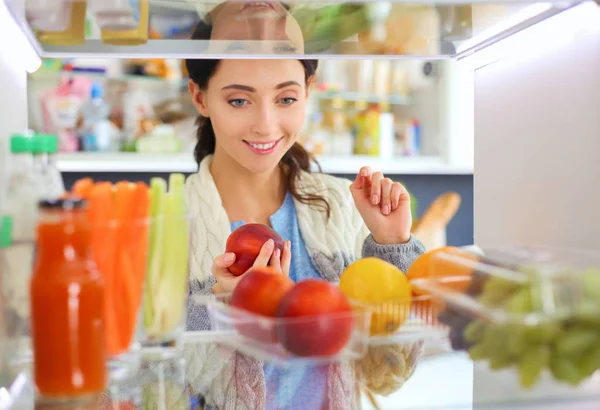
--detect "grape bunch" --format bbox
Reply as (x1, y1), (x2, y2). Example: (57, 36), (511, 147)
(463, 268), (600, 388)
(437, 266), (490, 351)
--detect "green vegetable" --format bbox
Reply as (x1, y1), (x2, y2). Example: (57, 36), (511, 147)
(144, 174), (189, 337)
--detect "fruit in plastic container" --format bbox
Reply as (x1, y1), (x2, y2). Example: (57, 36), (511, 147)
(276, 279), (354, 357)
(225, 223), (284, 276)
(339, 257), (411, 336)
(230, 267), (294, 343)
(462, 266), (600, 389)
(407, 246), (479, 296)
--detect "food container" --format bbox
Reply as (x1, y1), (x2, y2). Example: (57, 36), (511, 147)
(411, 245), (600, 395)
(366, 293), (448, 346)
(187, 293), (371, 367)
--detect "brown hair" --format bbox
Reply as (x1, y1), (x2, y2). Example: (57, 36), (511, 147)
(185, 17), (331, 218)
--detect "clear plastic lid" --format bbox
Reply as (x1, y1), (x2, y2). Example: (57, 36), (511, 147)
(412, 245), (600, 324)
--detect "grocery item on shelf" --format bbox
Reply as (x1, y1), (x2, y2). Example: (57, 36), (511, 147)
(230, 267), (294, 344)
(410, 191), (462, 251)
(136, 124), (183, 154)
(30, 198), (107, 402)
(91, 0), (150, 46)
(34, 1), (86, 46)
(142, 175), (190, 349)
(67, 174), (189, 364)
(290, 4), (386, 54)
(80, 82), (114, 152)
(411, 245), (600, 389)
(340, 257), (412, 336)
(201, 279), (368, 365)
(26, 0), (72, 32)
(68, 178), (150, 362)
(357, 4), (441, 56)
(354, 104), (380, 156)
(40, 76), (92, 152)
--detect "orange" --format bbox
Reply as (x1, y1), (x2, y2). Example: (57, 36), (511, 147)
(407, 246), (479, 296)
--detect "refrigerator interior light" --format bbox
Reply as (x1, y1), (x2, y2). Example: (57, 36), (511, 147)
(0, 0), (42, 73)
(460, 1), (600, 70)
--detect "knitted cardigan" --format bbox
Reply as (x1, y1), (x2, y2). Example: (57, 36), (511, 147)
(183, 155), (426, 409)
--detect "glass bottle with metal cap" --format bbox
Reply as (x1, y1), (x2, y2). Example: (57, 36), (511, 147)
(30, 198), (107, 403)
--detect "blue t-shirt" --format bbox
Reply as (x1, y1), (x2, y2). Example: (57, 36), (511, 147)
(230, 191), (329, 410)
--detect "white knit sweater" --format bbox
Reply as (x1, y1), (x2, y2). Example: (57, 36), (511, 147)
(183, 155), (426, 409)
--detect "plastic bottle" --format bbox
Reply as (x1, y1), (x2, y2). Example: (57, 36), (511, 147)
(80, 82), (113, 152)
(3, 135), (39, 369)
(378, 103), (395, 160)
(31, 134), (66, 201)
(31, 199), (107, 402)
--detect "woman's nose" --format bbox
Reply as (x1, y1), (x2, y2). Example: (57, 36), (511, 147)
(251, 103), (277, 137)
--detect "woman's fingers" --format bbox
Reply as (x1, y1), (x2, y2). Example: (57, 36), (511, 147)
(252, 239), (275, 268)
(270, 247), (282, 272)
(369, 172), (384, 206)
(280, 240), (292, 276)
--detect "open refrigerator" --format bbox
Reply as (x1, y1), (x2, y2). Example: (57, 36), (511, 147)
(0, 0), (599, 409)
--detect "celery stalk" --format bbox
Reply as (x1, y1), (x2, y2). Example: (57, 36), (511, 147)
(147, 173), (189, 336)
(144, 177), (167, 329)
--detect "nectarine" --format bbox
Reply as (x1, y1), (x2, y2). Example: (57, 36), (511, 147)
(225, 223), (284, 276)
(230, 267), (294, 343)
(275, 279), (355, 357)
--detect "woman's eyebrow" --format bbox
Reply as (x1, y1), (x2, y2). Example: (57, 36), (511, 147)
(275, 81), (301, 89)
(222, 81), (301, 92)
(222, 84), (255, 92)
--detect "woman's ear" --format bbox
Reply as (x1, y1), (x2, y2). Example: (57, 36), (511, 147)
(188, 79), (210, 117)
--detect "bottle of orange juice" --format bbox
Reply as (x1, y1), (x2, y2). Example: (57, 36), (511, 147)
(30, 199), (106, 402)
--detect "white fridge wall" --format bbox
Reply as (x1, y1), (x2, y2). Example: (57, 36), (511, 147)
(473, 9), (600, 251)
(0, 1), (29, 214)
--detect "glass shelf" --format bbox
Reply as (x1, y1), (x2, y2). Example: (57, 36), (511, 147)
(5, 0), (581, 59)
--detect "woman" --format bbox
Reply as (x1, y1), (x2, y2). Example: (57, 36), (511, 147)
(183, 3), (426, 409)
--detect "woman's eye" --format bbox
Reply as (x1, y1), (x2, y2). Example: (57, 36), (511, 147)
(280, 97), (297, 105)
(228, 99), (248, 107)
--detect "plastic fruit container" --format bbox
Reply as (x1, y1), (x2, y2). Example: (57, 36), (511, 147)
(364, 293), (449, 346)
(187, 293), (371, 367)
(411, 245), (600, 392)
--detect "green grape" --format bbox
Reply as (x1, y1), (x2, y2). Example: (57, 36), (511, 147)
(468, 343), (489, 361)
(478, 276), (519, 307)
(481, 324), (508, 352)
(489, 351), (514, 371)
(506, 325), (528, 356)
(551, 356), (585, 386)
(518, 345), (551, 388)
(579, 344), (600, 377)
(553, 328), (600, 356)
(577, 309), (600, 327)
(523, 322), (562, 344)
(506, 288), (533, 314)
(464, 320), (486, 343)
(581, 268), (600, 300)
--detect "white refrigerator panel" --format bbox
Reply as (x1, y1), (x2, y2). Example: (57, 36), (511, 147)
(0, 0), (31, 213)
(473, 4), (600, 252)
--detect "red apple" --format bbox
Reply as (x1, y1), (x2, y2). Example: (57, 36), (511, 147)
(225, 223), (284, 276)
(230, 266), (294, 343)
(275, 279), (355, 357)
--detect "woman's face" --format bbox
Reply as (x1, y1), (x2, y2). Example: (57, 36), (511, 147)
(189, 59), (310, 174)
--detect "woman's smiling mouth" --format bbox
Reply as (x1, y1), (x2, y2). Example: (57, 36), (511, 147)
(244, 138), (282, 154)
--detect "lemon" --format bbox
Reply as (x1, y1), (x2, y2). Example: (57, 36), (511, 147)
(340, 257), (412, 336)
